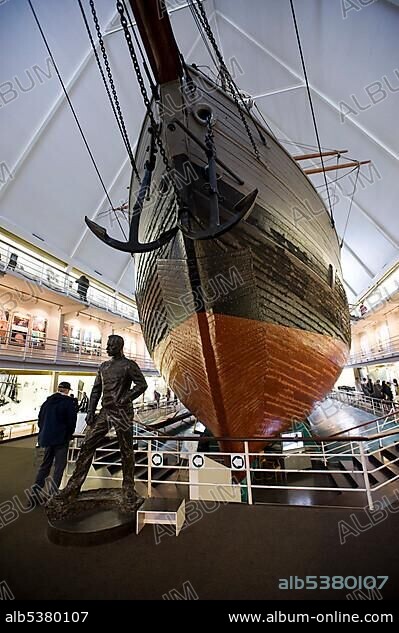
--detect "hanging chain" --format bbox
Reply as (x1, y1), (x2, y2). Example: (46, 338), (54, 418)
(88, 0), (141, 183)
(190, 0), (260, 160)
(117, 0), (181, 205)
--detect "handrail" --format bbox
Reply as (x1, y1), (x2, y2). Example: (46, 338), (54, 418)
(332, 389), (398, 408)
(66, 416), (399, 512)
(70, 429), (399, 443)
(0, 238), (139, 322)
(329, 390), (398, 435)
(348, 334), (399, 365)
(0, 331), (156, 371)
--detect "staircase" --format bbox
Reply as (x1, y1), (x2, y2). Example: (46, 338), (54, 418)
(91, 413), (197, 488)
(327, 439), (399, 503)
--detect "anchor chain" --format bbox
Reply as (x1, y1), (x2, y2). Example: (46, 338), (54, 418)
(116, 0), (182, 207)
(88, 0), (140, 183)
(190, 0), (260, 160)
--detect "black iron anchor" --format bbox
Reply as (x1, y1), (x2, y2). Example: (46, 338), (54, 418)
(85, 130), (178, 254)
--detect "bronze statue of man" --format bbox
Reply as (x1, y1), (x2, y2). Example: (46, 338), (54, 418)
(57, 334), (147, 508)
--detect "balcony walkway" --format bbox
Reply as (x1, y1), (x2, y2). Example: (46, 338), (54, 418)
(0, 333), (157, 374)
(347, 334), (399, 367)
(0, 237), (138, 323)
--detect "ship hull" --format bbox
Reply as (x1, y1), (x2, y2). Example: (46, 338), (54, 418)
(131, 68), (350, 442)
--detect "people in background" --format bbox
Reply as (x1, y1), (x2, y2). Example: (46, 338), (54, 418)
(32, 381), (77, 497)
(372, 380), (382, 399)
(7, 252), (18, 271)
(75, 275), (90, 302)
(69, 393), (79, 413)
(79, 391), (89, 413)
(367, 377), (374, 396)
(381, 381), (393, 402)
(153, 389), (161, 408)
(393, 378), (399, 398)
(166, 387), (171, 405)
(361, 378), (371, 397)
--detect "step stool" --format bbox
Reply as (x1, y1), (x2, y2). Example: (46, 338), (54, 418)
(136, 498), (185, 536)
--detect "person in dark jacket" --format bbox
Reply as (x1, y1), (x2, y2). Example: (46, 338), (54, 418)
(33, 381), (77, 495)
(75, 275), (90, 302)
(382, 381), (393, 402)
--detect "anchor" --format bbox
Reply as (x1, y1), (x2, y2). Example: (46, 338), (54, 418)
(85, 129), (178, 254)
(86, 122), (258, 251)
(177, 117), (258, 240)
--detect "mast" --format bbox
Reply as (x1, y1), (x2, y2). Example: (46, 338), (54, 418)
(128, 0), (182, 84)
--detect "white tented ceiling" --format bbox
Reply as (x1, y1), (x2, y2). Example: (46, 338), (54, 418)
(1, 0), (398, 302)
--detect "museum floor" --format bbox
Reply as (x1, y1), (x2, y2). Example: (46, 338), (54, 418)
(1, 437), (399, 601)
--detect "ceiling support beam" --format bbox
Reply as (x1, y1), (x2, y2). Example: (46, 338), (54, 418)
(69, 155), (130, 258)
(0, 8), (119, 201)
(220, 12), (399, 162)
(342, 242), (375, 279)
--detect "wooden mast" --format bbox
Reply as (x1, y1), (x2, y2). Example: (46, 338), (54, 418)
(128, 0), (182, 84)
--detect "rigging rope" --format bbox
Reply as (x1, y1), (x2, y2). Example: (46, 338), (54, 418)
(116, 0), (182, 207)
(187, 0), (219, 71)
(289, 0), (335, 229)
(121, 0), (159, 98)
(314, 165), (359, 188)
(78, 0), (140, 184)
(340, 166), (360, 249)
(331, 153), (340, 217)
(27, 0), (127, 239)
(188, 0), (262, 158)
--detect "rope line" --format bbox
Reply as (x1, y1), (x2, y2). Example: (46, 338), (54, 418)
(27, 0), (127, 239)
(290, 0), (335, 228)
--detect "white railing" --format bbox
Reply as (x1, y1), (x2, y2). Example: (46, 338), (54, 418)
(0, 239), (139, 322)
(347, 335), (399, 366)
(0, 332), (156, 371)
(66, 429), (399, 511)
(330, 389), (399, 417)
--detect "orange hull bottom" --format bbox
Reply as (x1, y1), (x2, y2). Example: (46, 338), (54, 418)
(153, 313), (348, 451)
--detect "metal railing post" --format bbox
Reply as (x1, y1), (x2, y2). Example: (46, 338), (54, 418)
(358, 441), (374, 511)
(376, 420), (382, 449)
(147, 438), (152, 498)
(244, 441), (253, 505)
(321, 441), (327, 467)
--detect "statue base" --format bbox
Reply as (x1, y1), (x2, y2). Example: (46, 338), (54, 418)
(46, 488), (143, 546)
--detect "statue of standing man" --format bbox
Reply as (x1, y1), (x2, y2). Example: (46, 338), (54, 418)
(56, 335), (147, 511)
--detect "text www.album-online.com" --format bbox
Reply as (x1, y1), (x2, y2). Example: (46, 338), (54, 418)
(227, 612), (394, 623)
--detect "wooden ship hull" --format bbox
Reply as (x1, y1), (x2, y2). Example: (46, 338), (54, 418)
(131, 68), (351, 445)
(86, 1), (351, 447)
